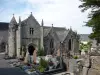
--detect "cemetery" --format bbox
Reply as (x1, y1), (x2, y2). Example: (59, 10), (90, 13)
(4, 46), (68, 75)
(0, 0), (100, 75)
(3, 41), (91, 75)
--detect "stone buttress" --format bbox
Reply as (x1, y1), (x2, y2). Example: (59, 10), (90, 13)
(16, 16), (21, 58)
(8, 15), (17, 57)
(40, 19), (44, 50)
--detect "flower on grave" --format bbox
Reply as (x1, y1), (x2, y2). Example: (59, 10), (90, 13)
(48, 60), (54, 66)
(23, 66), (28, 70)
(28, 68), (35, 72)
(33, 61), (36, 65)
(26, 63), (31, 66)
(37, 66), (45, 72)
(22, 65), (32, 70)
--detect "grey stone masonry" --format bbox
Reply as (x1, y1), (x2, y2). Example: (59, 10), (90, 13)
(40, 19), (44, 50)
(16, 16), (21, 58)
(8, 15), (17, 57)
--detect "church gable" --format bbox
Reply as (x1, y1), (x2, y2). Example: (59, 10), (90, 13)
(55, 29), (69, 42)
(21, 13), (41, 39)
(63, 30), (75, 42)
(44, 26), (68, 55)
(62, 29), (79, 54)
(21, 13), (40, 28)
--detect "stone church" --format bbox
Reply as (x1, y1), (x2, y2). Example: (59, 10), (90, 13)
(0, 13), (80, 58)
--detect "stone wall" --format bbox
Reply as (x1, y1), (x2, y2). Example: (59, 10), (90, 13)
(88, 56), (100, 75)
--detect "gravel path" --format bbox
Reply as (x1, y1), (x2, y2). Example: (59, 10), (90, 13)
(0, 53), (28, 75)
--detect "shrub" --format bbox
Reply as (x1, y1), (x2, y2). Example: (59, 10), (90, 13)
(37, 58), (48, 72)
(39, 58), (48, 68)
(37, 48), (45, 56)
(37, 66), (45, 72)
(73, 56), (78, 59)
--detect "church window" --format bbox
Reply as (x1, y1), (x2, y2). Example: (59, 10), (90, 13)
(50, 39), (54, 55)
(50, 39), (54, 49)
(68, 39), (71, 50)
(31, 28), (34, 34)
(30, 28), (34, 35)
(0, 42), (6, 51)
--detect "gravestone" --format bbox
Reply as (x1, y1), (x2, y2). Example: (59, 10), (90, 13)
(81, 50), (85, 56)
(33, 50), (37, 63)
(69, 59), (77, 73)
(82, 56), (90, 75)
(24, 51), (29, 64)
(57, 49), (60, 56)
(88, 56), (100, 75)
(5, 44), (8, 54)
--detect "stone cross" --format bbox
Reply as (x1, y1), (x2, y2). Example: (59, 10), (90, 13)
(5, 44), (8, 54)
(33, 50), (37, 63)
(57, 49), (60, 56)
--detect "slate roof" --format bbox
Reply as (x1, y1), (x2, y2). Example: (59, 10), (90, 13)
(43, 26), (70, 42)
(0, 30), (8, 43)
(79, 34), (90, 41)
(0, 22), (9, 43)
(0, 22), (9, 30)
(56, 29), (69, 42)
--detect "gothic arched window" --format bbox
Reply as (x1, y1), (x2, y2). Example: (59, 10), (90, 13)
(50, 39), (54, 49)
(30, 28), (34, 35)
(68, 39), (71, 50)
(50, 39), (54, 55)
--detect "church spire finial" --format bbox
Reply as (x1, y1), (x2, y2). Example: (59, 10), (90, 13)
(70, 26), (72, 30)
(19, 16), (21, 23)
(19, 16), (20, 19)
(51, 24), (54, 33)
(13, 14), (14, 17)
(10, 14), (17, 24)
(31, 12), (32, 15)
(41, 19), (44, 26)
(52, 24), (53, 27)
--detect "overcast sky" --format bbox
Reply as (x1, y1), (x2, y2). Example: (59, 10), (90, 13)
(0, 0), (92, 34)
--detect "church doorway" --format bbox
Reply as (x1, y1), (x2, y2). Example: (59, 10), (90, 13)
(28, 45), (35, 55)
(0, 42), (6, 52)
(28, 44), (36, 64)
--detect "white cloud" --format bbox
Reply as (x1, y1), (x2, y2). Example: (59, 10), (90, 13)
(31, 0), (92, 34)
(26, 0), (55, 4)
(0, 0), (92, 34)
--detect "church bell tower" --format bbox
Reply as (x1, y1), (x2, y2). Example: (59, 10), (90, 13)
(8, 14), (17, 57)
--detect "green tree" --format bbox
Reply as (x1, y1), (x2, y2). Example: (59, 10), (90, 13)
(80, 41), (92, 52)
(79, 0), (100, 42)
